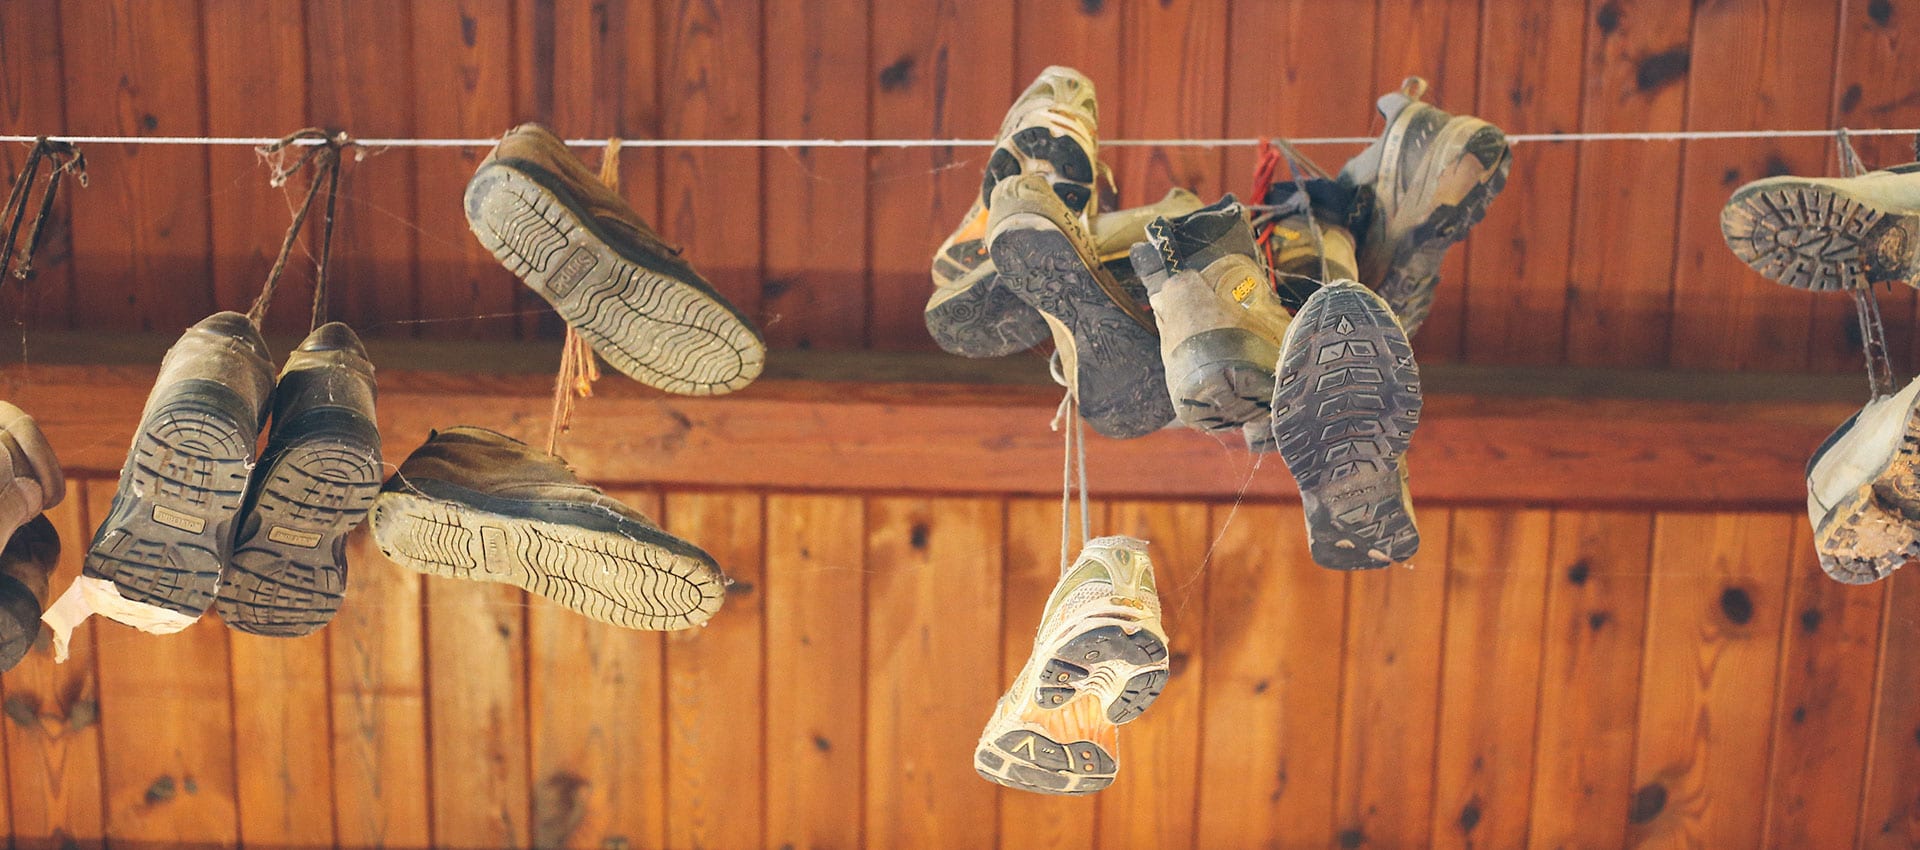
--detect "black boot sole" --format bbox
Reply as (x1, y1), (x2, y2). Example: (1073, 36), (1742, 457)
(1722, 179), (1920, 292)
(924, 271), (1054, 358)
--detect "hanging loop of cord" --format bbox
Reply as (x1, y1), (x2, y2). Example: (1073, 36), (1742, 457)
(0, 137), (87, 283)
(1835, 128), (1897, 401)
(248, 128), (352, 330)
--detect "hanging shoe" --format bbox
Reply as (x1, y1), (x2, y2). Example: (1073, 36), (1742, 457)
(0, 401), (64, 543)
(928, 66), (1106, 358)
(216, 322), (382, 637)
(369, 426), (726, 630)
(0, 515), (58, 671)
(1803, 376), (1920, 583)
(1338, 77), (1511, 336)
(990, 173), (1172, 439)
(1255, 177), (1365, 313)
(1272, 282), (1423, 569)
(72, 312), (276, 633)
(1721, 164), (1920, 291)
(975, 535), (1169, 796)
(465, 124), (765, 396)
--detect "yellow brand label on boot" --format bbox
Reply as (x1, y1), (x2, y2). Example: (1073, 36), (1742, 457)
(151, 506), (205, 534)
(1231, 275), (1262, 306)
(268, 526), (323, 548)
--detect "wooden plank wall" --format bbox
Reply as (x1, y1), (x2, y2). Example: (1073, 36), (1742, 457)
(4, 0), (1920, 372)
(0, 475), (1906, 849)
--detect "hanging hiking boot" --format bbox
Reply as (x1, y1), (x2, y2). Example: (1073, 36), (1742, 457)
(975, 535), (1169, 796)
(465, 123), (765, 396)
(1272, 282), (1423, 569)
(216, 323), (382, 637)
(0, 515), (58, 671)
(1802, 376), (1920, 583)
(928, 66), (1106, 358)
(370, 426), (727, 630)
(76, 312), (276, 628)
(990, 174), (1172, 439)
(1339, 77), (1511, 337)
(1255, 177), (1364, 314)
(0, 401), (64, 544)
(1721, 164), (1920, 292)
(1129, 195), (1292, 439)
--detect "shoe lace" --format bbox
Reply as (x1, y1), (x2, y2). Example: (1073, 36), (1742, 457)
(1838, 127), (1899, 401)
(0, 137), (87, 283)
(249, 128), (352, 331)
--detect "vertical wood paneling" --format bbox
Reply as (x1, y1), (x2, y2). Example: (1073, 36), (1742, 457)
(1116, 0), (1227, 208)
(864, 496), (1002, 849)
(764, 493), (864, 850)
(1860, 570), (1920, 848)
(1629, 512), (1793, 849)
(423, 577), (529, 847)
(1014, 0), (1121, 107)
(1196, 501), (1344, 848)
(527, 489), (666, 850)
(329, 529), (431, 848)
(0, 0), (75, 330)
(663, 490), (766, 850)
(227, 629), (335, 847)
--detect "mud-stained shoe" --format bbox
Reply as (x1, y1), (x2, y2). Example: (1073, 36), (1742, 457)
(0, 402), (64, 542)
(1130, 195), (1292, 436)
(1804, 377), (1920, 583)
(0, 515), (57, 671)
(975, 535), (1169, 796)
(217, 323), (381, 637)
(1339, 77), (1511, 336)
(465, 124), (764, 395)
(990, 174), (1171, 439)
(370, 427), (726, 630)
(1272, 282), (1423, 569)
(84, 312), (276, 619)
(1721, 164), (1920, 292)
(1255, 179), (1364, 314)
(928, 201), (1052, 357)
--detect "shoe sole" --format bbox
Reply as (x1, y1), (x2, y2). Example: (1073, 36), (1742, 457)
(1721, 180), (1920, 292)
(1814, 400), (1920, 584)
(991, 217), (1172, 439)
(465, 165), (765, 396)
(1273, 285), (1423, 569)
(370, 491), (726, 630)
(0, 573), (39, 671)
(1372, 121), (1511, 336)
(216, 435), (382, 636)
(983, 125), (1097, 215)
(86, 398), (255, 616)
(925, 267), (1054, 358)
(974, 620), (1169, 795)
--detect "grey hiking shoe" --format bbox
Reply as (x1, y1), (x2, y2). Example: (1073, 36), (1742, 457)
(465, 123), (765, 396)
(1339, 77), (1511, 336)
(1129, 195), (1292, 438)
(370, 427), (727, 630)
(217, 322), (382, 637)
(0, 515), (58, 671)
(990, 173), (1172, 439)
(1271, 282), (1423, 569)
(86, 311), (276, 618)
(928, 66), (1107, 358)
(0, 401), (63, 544)
(1803, 376), (1920, 583)
(1721, 164), (1920, 291)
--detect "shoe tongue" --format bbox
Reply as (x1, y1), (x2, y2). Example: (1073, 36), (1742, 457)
(1155, 194), (1256, 272)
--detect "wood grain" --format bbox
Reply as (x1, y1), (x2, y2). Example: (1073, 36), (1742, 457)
(227, 629), (335, 847)
(423, 570), (530, 847)
(1859, 570), (1920, 848)
(330, 529), (432, 848)
(1116, 0), (1227, 207)
(0, 0), (76, 330)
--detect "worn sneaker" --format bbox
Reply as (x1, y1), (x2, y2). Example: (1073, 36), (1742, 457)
(928, 66), (1105, 358)
(975, 535), (1169, 795)
(1339, 77), (1511, 336)
(216, 323), (382, 637)
(1721, 164), (1920, 291)
(0, 515), (57, 671)
(1271, 282), (1423, 569)
(370, 426), (726, 630)
(0, 401), (64, 543)
(83, 311), (276, 621)
(990, 174), (1171, 439)
(1129, 195), (1292, 438)
(1255, 178), (1364, 313)
(1804, 376), (1920, 583)
(465, 124), (764, 396)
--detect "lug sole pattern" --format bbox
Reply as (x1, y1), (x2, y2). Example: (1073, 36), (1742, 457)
(0, 574), (39, 672)
(1173, 358), (1276, 434)
(925, 268), (1054, 357)
(983, 125), (1097, 214)
(1273, 286), (1423, 569)
(1815, 401), (1920, 583)
(466, 167), (763, 396)
(370, 492), (725, 630)
(217, 436), (382, 636)
(1374, 123), (1512, 337)
(1722, 182), (1920, 292)
(974, 622), (1169, 795)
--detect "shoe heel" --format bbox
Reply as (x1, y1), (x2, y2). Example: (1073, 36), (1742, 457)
(1166, 327), (1278, 432)
(1817, 485), (1920, 584)
(1034, 622), (1171, 724)
(1722, 181), (1920, 292)
(218, 435), (382, 636)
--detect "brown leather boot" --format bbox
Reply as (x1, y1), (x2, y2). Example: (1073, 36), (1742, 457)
(464, 124), (765, 397)
(0, 515), (57, 670)
(0, 401), (63, 544)
(369, 427), (726, 630)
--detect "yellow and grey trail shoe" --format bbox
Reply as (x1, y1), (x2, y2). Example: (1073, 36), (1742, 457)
(1721, 164), (1920, 292)
(85, 311), (276, 619)
(928, 66), (1106, 358)
(0, 515), (58, 671)
(1804, 376), (1920, 583)
(990, 174), (1172, 439)
(1130, 195), (1293, 437)
(975, 535), (1169, 796)
(217, 323), (382, 637)
(1339, 77), (1511, 336)
(0, 401), (64, 544)
(370, 427), (727, 630)
(1272, 282), (1423, 569)
(465, 124), (764, 396)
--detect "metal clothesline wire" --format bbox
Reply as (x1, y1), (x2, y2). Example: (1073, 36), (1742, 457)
(5, 127), (1920, 148)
